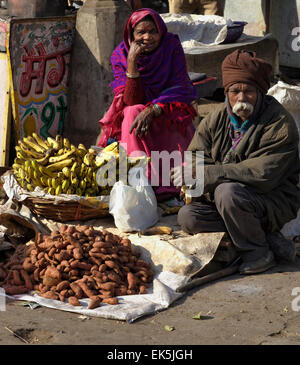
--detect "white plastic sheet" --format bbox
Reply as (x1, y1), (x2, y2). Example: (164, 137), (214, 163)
(1, 271), (187, 323)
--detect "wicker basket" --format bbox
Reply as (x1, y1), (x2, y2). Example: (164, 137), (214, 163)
(22, 196), (110, 222)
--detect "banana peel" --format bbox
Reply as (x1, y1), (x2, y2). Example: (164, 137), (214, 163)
(139, 226), (173, 236)
(162, 206), (181, 216)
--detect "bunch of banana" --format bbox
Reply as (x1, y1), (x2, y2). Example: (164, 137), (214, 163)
(12, 134), (101, 197)
(94, 142), (151, 195)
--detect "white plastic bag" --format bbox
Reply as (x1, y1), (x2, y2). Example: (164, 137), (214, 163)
(109, 171), (158, 232)
(268, 81), (300, 238)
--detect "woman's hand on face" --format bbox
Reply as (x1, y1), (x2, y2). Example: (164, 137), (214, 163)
(127, 40), (147, 62)
(129, 106), (154, 138)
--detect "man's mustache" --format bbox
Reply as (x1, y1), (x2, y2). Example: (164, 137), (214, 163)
(232, 102), (254, 116)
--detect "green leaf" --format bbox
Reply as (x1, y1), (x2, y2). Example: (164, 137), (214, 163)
(164, 325), (175, 332)
(192, 312), (203, 320)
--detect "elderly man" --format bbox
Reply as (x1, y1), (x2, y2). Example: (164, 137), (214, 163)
(172, 50), (300, 274)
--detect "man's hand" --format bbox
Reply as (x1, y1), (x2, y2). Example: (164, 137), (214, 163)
(170, 165), (184, 189)
(129, 107), (154, 138)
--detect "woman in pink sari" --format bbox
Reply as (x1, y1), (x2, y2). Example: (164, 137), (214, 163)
(98, 8), (198, 200)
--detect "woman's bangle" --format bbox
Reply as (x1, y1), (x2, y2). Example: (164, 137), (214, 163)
(126, 71), (140, 78)
(152, 103), (163, 117)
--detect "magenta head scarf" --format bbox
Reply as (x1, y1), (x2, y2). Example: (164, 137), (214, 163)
(110, 8), (198, 104)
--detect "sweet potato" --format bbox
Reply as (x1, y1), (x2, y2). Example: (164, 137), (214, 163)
(88, 296), (101, 309)
(54, 250), (71, 262)
(102, 297), (118, 305)
(56, 280), (70, 292)
(20, 269), (33, 290)
(99, 264), (107, 273)
(70, 282), (83, 298)
(22, 258), (35, 273)
(98, 282), (118, 291)
(68, 296), (81, 306)
(40, 291), (58, 300)
(4, 285), (28, 295)
(107, 272), (122, 284)
(45, 266), (61, 280)
(127, 289), (137, 295)
(93, 241), (111, 249)
(12, 270), (23, 286)
(105, 260), (118, 270)
(99, 290), (114, 298)
(73, 248), (83, 260)
(43, 275), (59, 287)
(59, 293), (65, 302)
(37, 252), (45, 260)
(127, 272), (139, 290)
(0, 267), (7, 280)
(74, 262), (92, 271)
(66, 225), (75, 235)
(121, 238), (131, 249)
(77, 280), (96, 298)
(60, 289), (68, 297)
(38, 241), (55, 251)
(118, 256), (129, 264)
(59, 224), (68, 234)
(139, 285), (148, 294)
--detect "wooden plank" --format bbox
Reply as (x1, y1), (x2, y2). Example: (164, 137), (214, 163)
(0, 51), (10, 167)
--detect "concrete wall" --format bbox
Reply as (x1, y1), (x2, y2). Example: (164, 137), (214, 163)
(65, 0), (131, 148)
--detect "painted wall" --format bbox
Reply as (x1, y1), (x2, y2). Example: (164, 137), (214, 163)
(9, 16), (76, 141)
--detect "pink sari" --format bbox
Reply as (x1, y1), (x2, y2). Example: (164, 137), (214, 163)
(120, 104), (196, 199)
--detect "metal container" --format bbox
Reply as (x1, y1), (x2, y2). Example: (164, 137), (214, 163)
(8, 0), (65, 18)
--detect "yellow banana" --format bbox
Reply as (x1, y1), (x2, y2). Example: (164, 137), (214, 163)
(71, 177), (78, 187)
(14, 158), (26, 165)
(62, 179), (70, 192)
(83, 152), (94, 166)
(24, 136), (46, 153)
(12, 163), (23, 171)
(78, 143), (87, 152)
(75, 188), (83, 196)
(62, 167), (71, 178)
(86, 167), (93, 179)
(48, 148), (75, 163)
(55, 185), (62, 195)
(47, 187), (55, 195)
(80, 180), (86, 191)
(102, 142), (118, 152)
(66, 188), (73, 195)
(55, 135), (63, 150)
(63, 138), (71, 150)
(26, 184), (34, 192)
(17, 151), (28, 160)
(32, 132), (50, 150)
(19, 141), (43, 159)
(40, 176), (48, 186)
(46, 158), (74, 172)
(51, 178), (59, 189)
(47, 136), (60, 149)
(70, 161), (78, 173)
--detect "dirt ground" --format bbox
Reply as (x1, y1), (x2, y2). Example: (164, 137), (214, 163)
(1, 99), (300, 350)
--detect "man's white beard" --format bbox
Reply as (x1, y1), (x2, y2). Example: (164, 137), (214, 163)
(232, 101), (254, 117)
